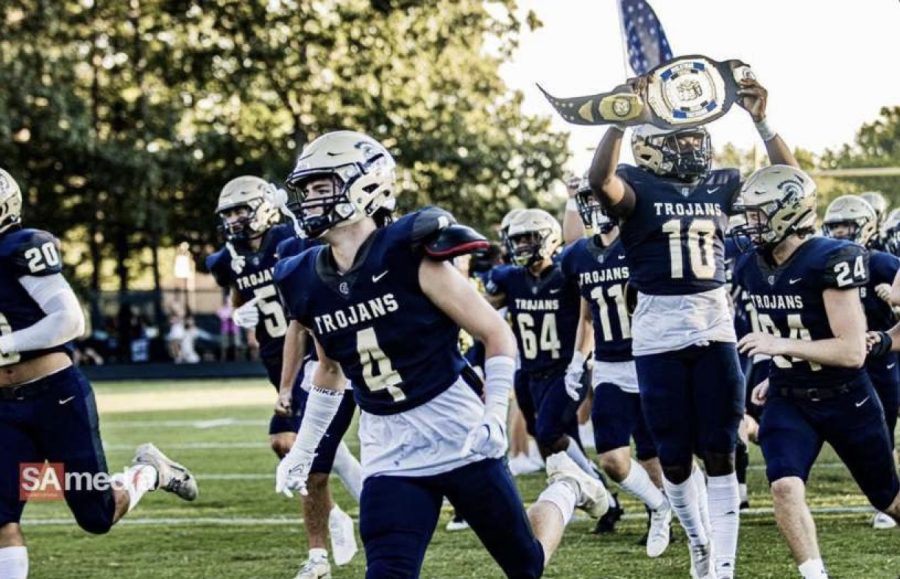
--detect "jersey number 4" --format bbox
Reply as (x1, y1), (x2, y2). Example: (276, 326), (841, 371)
(662, 219), (716, 280)
(0, 313), (22, 367)
(356, 327), (406, 402)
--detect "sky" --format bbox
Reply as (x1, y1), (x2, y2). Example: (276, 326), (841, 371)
(500, 0), (900, 173)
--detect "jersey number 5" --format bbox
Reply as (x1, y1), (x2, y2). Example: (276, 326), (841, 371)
(662, 219), (716, 280)
(0, 313), (22, 367)
(253, 286), (288, 338)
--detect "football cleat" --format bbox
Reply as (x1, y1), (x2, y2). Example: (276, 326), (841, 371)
(689, 540), (715, 579)
(508, 454), (543, 477)
(132, 443), (198, 501)
(328, 505), (358, 566)
(445, 511), (470, 532)
(873, 511), (898, 529)
(546, 452), (609, 519)
(646, 501), (673, 558)
(294, 554), (331, 579)
(592, 492), (623, 534)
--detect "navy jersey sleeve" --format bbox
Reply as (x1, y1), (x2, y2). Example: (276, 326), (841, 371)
(485, 264), (513, 296)
(273, 254), (310, 324)
(205, 249), (232, 288)
(870, 251), (900, 286)
(821, 243), (869, 290)
(7, 229), (63, 277)
(558, 242), (577, 279)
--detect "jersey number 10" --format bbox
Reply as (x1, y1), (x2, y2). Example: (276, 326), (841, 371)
(662, 219), (716, 280)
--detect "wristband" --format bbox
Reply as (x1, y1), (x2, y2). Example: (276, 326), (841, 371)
(755, 118), (777, 142)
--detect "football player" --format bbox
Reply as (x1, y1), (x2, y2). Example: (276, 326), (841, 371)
(205, 176), (360, 577)
(733, 166), (900, 579)
(485, 209), (602, 482)
(881, 208), (900, 257)
(860, 191), (889, 251)
(822, 195), (900, 530)
(587, 74), (797, 578)
(273, 131), (609, 579)
(0, 168), (197, 579)
(560, 181), (673, 557)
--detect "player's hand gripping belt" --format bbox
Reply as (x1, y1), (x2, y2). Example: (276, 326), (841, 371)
(275, 386), (343, 497)
(232, 296), (261, 329)
(868, 331), (893, 358)
(460, 356), (515, 459)
(564, 351), (586, 401)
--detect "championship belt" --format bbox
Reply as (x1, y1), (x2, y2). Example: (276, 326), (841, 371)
(539, 55), (754, 130)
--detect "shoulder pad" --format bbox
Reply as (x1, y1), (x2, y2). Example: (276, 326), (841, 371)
(273, 252), (306, 284)
(485, 264), (514, 296)
(276, 236), (312, 260)
(205, 249), (233, 288)
(822, 241), (869, 289)
(424, 224), (489, 261)
(6, 229), (63, 277)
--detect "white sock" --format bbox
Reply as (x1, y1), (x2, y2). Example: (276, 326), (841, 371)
(798, 558), (829, 579)
(0, 546), (28, 579)
(565, 439), (599, 480)
(111, 465), (158, 512)
(331, 442), (362, 503)
(537, 479), (577, 525)
(707, 473), (740, 578)
(620, 459), (666, 511)
(309, 547), (328, 561)
(692, 464), (712, 534)
(663, 475), (708, 547)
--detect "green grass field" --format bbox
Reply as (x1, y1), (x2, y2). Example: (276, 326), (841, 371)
(19, 379), (900, 578)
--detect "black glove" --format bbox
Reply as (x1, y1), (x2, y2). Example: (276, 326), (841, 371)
(869, 331), (893, 358)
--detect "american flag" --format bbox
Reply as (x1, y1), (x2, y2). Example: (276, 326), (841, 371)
(618, 0), (673, 75)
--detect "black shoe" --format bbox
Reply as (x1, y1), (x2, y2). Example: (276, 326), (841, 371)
(592, 493), (624, 534)
(636, 504), (651, 545)
(739, 499), (750, 510)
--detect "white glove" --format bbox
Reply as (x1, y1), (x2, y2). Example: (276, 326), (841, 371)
(460, 413), (508, 459)
(233, 296), (261, 329)
(564, 351), (587, 401)
(275, 448), (314, 498)
(264, 182), (289, 209)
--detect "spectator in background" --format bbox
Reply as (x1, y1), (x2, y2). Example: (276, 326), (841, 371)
(167, 313), (185, 362)
(216, 297), (242, 361)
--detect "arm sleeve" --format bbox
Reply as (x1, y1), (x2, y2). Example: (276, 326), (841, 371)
(0, 274), (85, 355)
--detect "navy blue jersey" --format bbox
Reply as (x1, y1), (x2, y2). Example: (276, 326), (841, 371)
(559, 237), (632, 362)
(486, 263), (580, 374)
(862, 249), (900, 332)
(205, 224), (296, 361)
(733, 237), (868, 389)
(618, 164), (740, 295)
(274, 210), (468, 415)
(0, 228), (73, 363)
(725, 237), (752, 339)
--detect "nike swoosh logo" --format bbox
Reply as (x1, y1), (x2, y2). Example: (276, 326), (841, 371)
(618, 254), (626, 260)
(789, 278), (802, 284)
(549, 288), (561, 294)
(58, 396), (75, 405)
(707, 187), (720, 194)
(855, 396), (870, 408)
(888, 363), (897, 370)
(372, 271), (389, 283)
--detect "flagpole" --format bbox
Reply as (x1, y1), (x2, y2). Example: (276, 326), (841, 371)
(615, 0), (632, 77)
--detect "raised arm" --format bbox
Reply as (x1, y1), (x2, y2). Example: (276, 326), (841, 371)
(736, 77), (798, 168)
(588, 127), (636, 218)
